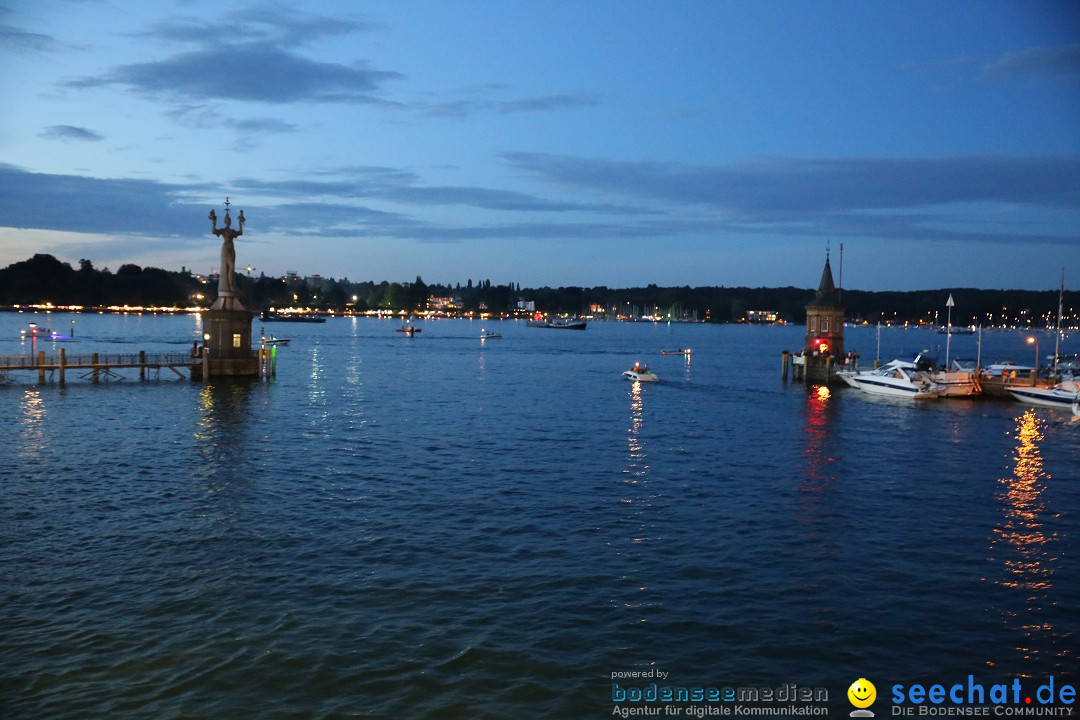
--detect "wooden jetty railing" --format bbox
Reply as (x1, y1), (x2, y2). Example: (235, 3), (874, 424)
(0, 349), (199, 384)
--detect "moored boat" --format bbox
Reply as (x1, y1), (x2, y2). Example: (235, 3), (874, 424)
(527, 317), (587, 329)
(842, 355), (978, 396)
(851, 365), (945, 399)
(1007, 379), (1080, 409)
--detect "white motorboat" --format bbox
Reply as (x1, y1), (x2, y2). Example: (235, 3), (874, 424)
(20, 322), (55, 339)
(842, 355), (979, 396)
(838, 358), (908, 388)
(623, 363), (659, 382)
(480, 329), (502, 339)
(981, 362), (1035, 380)
(928, 359), (980, 397)
(264, 337), (290, 346)
(851, 365), (945, 399)
(1007, 378), (1080, 409)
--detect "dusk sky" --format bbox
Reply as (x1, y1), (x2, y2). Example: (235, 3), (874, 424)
(1, 1), (1078, 291)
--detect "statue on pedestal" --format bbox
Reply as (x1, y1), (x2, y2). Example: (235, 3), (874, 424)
(209, 198), (245, 298)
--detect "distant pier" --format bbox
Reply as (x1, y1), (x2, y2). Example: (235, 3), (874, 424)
(0, 347), (276, 384)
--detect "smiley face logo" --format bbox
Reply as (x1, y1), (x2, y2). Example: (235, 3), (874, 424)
(848, 678), (876, 709)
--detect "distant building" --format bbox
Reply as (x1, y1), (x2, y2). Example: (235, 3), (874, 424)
(745, 310), (779, 323)
(517, 299), (535, 312)
(427, 296), (463, 311)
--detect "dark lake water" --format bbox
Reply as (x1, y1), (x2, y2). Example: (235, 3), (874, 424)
(2, 313), (1078, 718)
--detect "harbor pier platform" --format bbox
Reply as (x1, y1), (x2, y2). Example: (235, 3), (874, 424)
(0, 348), (274, 384)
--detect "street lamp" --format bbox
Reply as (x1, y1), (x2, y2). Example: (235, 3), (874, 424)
(1027, 336), (1038, 386)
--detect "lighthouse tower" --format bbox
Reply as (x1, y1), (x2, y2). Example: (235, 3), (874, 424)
(804, 253), (845, 375)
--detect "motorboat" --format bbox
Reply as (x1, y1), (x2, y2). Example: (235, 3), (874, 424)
(661, 348), (691, 356)
(838, 358), (909, 388)
(20, 322), (55, 338)
(841, 355), (979, 396)
(981, 362), (1035, 380)
(926, 358), (980, 397)
(527, 317), (587, 329)
(623, 363), (659, 382)
(263, 337), (290, 346)
(1007, 378), (1080, 409)
(396, 325), (420, 336)
(480, 329), (502, 339)
(851, 365), (945, 399)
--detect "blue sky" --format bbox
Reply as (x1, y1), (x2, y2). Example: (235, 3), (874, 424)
(1, 1), (1078, 291)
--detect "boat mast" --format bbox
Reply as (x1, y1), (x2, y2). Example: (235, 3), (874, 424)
(1054, 268), (1064, 376)
(945, 293), (955, 368)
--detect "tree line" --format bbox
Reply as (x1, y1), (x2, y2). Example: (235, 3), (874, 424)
(0, 254), (1073, 327)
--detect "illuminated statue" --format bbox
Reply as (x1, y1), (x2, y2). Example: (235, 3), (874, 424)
(208, 198), (245, 297)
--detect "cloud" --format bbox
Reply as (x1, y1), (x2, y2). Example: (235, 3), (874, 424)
(3, 152), (1076, 256)
(65, 43), (404, 104)
(985, 44), (1080, 83)
(376, 185), (641, 213)
(39, 125), (104, 142)
(496, 93), (602, 114)
(421, 91), (602, 118)
(0, 9), (59, 54)
(500, 152), (1080, 216)
(0, 164), (204, 237)
(136, 3), (371, 48)
(227, 167), (647, 214)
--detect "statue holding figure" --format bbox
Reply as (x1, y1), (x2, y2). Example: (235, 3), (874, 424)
(208, 199), (245, 297)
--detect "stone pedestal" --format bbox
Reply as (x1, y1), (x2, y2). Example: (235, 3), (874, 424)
(202, 294), (258, 377)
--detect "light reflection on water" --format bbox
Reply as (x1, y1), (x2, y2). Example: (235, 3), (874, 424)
(623, 380), (653, 548)
(801, 385), (835, 493)
(17, 389), (46, 461)
(991, 408), (1061, 669)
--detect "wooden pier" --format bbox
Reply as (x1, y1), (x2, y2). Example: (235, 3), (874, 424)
(1, 349), (199, 384)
